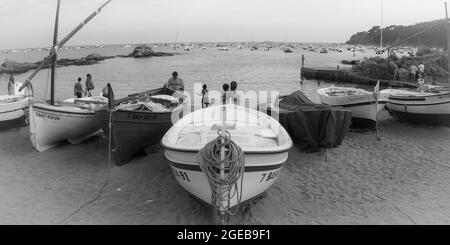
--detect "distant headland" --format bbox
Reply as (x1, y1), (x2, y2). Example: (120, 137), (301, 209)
(346, 19), (447, 48)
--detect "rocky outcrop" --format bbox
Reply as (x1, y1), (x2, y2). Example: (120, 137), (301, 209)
(0, 47), (175, 74)
(0, 59), (38, 74)
(128, 45), (174, 58)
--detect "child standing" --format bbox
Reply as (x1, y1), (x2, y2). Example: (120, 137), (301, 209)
(201, 84), (210, 108)
(222, 83), (232, 104)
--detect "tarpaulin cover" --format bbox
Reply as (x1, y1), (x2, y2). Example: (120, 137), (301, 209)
(269, 91), (352, 152)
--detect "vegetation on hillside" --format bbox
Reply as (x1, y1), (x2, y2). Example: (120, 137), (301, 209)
(347, 19), (447, 48)
(351, 49), (448, 83)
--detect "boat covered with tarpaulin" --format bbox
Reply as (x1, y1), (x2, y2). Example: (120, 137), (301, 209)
(260, 90), (352, 152)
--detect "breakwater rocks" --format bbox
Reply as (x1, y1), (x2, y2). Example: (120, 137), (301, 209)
(301, 66), (418, 89)
(0, 45), (175, 74)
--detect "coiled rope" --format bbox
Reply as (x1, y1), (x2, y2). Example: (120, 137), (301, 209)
(197, 129), (245, 224)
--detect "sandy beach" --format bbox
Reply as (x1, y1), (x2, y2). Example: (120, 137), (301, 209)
(1, 110), (449, 225)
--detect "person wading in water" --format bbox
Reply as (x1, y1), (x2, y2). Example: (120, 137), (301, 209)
(85, 74), (95, 97)
(74, 77), (85, 99)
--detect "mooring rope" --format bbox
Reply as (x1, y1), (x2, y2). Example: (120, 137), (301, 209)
(55, 109), (114, 224)
(197, 129), (245, 224)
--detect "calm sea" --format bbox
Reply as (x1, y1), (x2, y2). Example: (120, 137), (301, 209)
(0, 44), (378, 104)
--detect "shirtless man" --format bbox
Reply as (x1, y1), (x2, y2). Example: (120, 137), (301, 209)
(74, 77), (85, 98)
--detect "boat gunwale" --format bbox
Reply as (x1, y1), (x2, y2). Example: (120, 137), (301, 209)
(95, 87), (183, 114)
(161, 104), (293, 154)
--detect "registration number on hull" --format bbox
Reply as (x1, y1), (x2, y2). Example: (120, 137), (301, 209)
(172, 168), (280, 183)
(35, 111), (61, 121)
(127, 113), (157, 121)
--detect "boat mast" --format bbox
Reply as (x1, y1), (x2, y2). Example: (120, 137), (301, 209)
(50, 0), (61, 105)
(19, 0), (112, 92)
(446, 2), (450, 84)
(380, 0), (383, 49)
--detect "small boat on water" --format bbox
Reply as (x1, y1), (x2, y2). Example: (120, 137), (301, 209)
(218, 46), (229, 51)
(95, 87), (185, 165)
(317, 86), (389, 125)
(162, 104), (292, 208)
(385, 87), (450, 126)
(18, 0), (112, 151)
(0, 82), (33, 128)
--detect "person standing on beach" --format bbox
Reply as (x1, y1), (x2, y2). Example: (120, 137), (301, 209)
(8, 74), (15, 95)
(409, 65), (418, 83)
(201, 84), (210, 108)
(74, 77), (85, 99)
(230, 81), (240, 105)
(222, 83), (232, 104)
(165, 71), (184, 91)
(418, 63), (425, 79)
(85, 74), (95, 97)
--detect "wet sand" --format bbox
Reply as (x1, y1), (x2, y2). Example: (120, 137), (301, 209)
(1, 111), (450, 225)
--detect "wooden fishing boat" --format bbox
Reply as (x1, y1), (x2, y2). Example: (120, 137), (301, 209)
(95, 87), (185, 165)
(18, 0), (112, 151)
(29, 97), (107, 151)
(385, 88), (450, 126)
(317, 87), (389, 124)
(0, 82), (32, 128)
(162, 104), (292, 208)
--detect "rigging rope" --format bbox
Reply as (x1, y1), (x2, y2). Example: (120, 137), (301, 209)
(197, 129), (245, 224)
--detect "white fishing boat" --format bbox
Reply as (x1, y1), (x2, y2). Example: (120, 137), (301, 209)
(29, 97), (107, 151)
(218, 46), (229, 51)
(18, 0), (111, 151)
(383, 3), (450, 126)
(385, 87), (450, 126)
(162, 104), (292, 208)
(317, 87), (389, 124)
(0, 82), (33, 128)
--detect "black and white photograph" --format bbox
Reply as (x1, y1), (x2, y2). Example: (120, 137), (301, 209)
(0, 0), (449, 228)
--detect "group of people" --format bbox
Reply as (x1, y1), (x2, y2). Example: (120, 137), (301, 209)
(163, 71), (240, 108)
(408, 63), (425, 83)
(74, 74), (95, 98)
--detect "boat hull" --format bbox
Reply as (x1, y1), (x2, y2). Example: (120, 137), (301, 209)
(386, 92), (450, 126)
(0, 96), (30, 128)
(95, 108), (183, 165)
(165, 149), (288, 207)
(317, 91), (386, 124)
(29, 102), (100, 152)
(162, 104), (293, 208)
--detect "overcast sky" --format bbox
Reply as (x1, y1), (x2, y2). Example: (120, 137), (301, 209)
(0, 0), (446, 49)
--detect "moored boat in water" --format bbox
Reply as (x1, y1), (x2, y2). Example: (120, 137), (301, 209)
(161, 104), (292, 208)
(95, 87), (185, 165)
